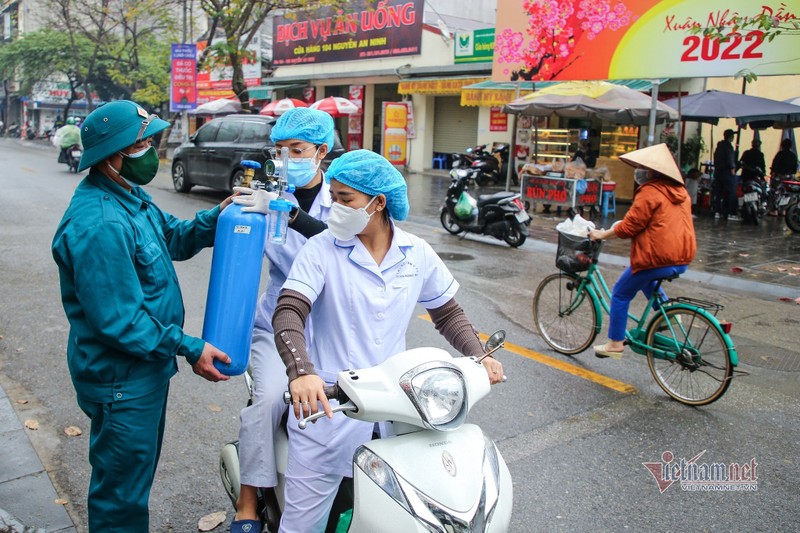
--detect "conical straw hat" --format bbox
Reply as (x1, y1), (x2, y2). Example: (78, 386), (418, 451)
(619, 143), (683, 184)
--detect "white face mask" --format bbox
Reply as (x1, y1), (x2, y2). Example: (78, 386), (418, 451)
(327, 196), (377, 240)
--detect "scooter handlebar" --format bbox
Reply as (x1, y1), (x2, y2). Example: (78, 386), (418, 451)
(282, 384), (342, 405)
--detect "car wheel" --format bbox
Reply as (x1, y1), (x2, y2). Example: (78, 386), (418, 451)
(231, 169), (246, 192)
(172, 160), (193, 193)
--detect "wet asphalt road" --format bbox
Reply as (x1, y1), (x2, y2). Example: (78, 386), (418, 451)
(0, 138), (798, 532)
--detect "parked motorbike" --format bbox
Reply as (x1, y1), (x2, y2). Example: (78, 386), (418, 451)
(60, 144), (82, 173)
(440, 168), (530, 247)
(469, 143), (516, 186)
(738, 165), (768, 225)
(219, 332), (513, 533)
(450, 145), (484, 170)
(775, 178), (800, 233)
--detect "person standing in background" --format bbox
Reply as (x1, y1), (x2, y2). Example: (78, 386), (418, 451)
(768, 138), (798, 215)
(713, 129), (738, 220)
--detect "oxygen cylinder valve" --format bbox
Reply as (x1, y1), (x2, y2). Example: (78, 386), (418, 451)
(241, 160), (262, 188)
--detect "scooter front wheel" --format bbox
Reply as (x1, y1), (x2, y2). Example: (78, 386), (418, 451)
(440, 209), (463, 235)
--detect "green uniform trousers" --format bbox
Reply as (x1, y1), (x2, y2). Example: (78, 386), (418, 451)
(77, 383), (169, 532)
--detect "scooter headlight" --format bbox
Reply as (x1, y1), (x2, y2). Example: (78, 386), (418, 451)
(401, 362), (467, 430)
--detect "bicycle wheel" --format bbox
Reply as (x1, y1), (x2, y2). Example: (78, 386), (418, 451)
(646, 307), (733, 406)
(533, 272), (598, 354)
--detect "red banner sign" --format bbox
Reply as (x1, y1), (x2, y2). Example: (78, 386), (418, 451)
(273, 0), (424, 65)
(171, 44), (197, 112)
(489, 107), (508, 132)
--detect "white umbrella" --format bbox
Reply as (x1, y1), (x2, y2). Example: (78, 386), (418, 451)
(309, 96), (359, 117)
(188, 98), (242, 116)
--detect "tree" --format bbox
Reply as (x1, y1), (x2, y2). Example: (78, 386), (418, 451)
(44, 0), (182, 108)
(0, 28), (94, 117)
(198, 0), (332, 111)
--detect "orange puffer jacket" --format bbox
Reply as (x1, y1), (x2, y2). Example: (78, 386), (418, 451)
(613, 179), (696, 273)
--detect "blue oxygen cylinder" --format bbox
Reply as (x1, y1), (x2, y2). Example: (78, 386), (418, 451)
(202, 160), (266, 376)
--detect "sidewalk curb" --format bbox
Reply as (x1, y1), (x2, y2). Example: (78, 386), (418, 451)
(0, 384), (76, 532)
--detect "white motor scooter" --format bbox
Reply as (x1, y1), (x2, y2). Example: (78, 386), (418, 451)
(220, 331), (513, 532)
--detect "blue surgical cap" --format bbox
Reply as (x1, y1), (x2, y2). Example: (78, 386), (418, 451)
(270, 107), (335, 150)
(326, 150), (409, 221)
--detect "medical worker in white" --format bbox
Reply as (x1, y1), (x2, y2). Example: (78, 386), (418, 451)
(271, 149), (505, 532)
(229, 108), (335, 533)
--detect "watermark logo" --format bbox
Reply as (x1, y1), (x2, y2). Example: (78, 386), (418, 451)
(643, 450), (758, 493)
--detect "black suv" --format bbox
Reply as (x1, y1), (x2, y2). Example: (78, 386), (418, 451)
(171, 114), (345, 193)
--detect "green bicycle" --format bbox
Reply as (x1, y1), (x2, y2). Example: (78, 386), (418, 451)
(532, 236), (738, 406)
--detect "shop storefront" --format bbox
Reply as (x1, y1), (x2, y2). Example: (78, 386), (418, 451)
(263, 0), (495, 173)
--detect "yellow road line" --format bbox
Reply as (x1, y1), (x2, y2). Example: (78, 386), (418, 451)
(418, 315), (637, 394)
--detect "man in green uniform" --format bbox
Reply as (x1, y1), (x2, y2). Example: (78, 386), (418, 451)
(51, 100), (233, 532)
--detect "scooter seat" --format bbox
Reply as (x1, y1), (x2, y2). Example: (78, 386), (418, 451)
(477, 191), (516, 207)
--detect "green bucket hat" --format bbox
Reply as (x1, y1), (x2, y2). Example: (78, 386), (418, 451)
(78, 100), (170, 171)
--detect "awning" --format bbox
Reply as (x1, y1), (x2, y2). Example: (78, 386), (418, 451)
(248, 82), (308, 100)
(461, 79), (669, 107)
(398, 76), (488, 96)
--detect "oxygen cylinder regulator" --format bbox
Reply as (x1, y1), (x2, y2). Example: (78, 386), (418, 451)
(262, 146), (295, 245)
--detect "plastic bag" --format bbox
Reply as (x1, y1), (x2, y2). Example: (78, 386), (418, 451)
(454, 191), (474, 219)
(555, 215), (598, 273)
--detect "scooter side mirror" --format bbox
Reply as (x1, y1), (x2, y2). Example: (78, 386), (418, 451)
(484, 330), (506, 355)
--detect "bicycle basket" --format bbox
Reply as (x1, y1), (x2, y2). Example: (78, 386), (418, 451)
(556, 230), (601, 273)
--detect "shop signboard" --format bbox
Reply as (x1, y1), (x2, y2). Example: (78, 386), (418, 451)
(170, 44), (197, 112)
(30, 80), (101, 108)
(525, 175), (600, 208)
(273, 0), (424, 65)
(196, 35), (261, 90)
(493, 0), (800, 81)
(382, 102), (409, 166)
(454, 28), (494, 64)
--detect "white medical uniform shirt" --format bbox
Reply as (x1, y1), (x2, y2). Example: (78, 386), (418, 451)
(281, 223), (459, 476)
(253, 179), (331, 333)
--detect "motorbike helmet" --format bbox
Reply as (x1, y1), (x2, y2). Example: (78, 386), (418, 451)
(66, 117), (76, 125)
(78, 100), (169, 172)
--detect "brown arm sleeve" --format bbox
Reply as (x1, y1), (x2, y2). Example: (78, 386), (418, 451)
(428, 298), (485, 358)
(272, 289), (317, 381)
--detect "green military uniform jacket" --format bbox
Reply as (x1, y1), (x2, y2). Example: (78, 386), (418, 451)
(52, 170), (220, 403)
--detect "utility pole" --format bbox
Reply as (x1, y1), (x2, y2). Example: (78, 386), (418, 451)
(181, 0), (189, 142)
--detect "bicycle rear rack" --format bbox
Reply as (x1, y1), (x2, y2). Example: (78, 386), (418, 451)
(665, 296), (724, 316)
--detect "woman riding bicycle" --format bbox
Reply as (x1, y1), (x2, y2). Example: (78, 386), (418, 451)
(588, 143), (696, 359)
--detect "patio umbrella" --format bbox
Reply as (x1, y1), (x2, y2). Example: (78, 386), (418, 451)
(188, 98), (242, 116)
(502, 80), (677, 125)
(662, 90), (800, 128)
(259, 97), (308, 116)
(310, 96), (359, 117)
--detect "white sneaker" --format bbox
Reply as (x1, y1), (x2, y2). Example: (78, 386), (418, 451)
(728, 215), (740, 221)
(714, 212), (721, 219)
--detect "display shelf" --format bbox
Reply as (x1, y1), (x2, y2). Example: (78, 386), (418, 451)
(531, 128), (581, 162)
(600, 127), (639, 158)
